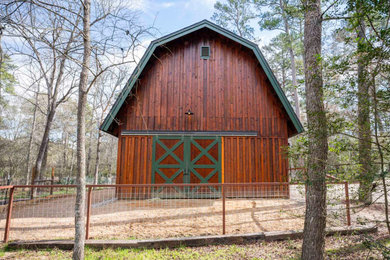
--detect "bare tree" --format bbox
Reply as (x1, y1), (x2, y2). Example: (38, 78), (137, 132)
(92, 67), (126, 184)
(86, 92), (97, 178)
(25, 83), (39, 184)
(301, 0), (328, 258)
(4, 2), (81, 189)
(73, 0), (90, 257)
(71, 1), (154, 257)
(4, 1), (153, 256)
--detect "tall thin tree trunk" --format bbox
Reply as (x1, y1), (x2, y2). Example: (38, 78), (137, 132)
(290, 51), (300, 119)
(73, 0), (91, 258)
(0, 30), (3, 100)
(41, 142), (49, 179)
(86, 93), (97, 179)
(356, 12), (372, 204)
(86, 135), (92, 178)
(372, 79), (390, 234)
(301, 0), (328, 259)
(93, 130), (102, 184)
(280, 0), (300, 120)
(34, 107), (56, 180)
(60, 131), (68, 181)
(110, 143), (116, 175)
(33, 107), (56, 196)
(281, 49), (287, 90)
(69, 143), (75, 181)
(26, 88), (39, 184)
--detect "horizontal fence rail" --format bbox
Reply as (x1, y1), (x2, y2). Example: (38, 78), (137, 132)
(0, 182), (354, 242)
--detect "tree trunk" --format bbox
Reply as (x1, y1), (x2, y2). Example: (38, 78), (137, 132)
(281, 49), (287, 90)
(34, 107), (56, 179)
(73, 0), (91, 259)
(356, 14), (372, 205)
(0, 31), (3, 99)
(280, 0), (300, 120)
(26, 89), (39, 184)
(93, 130), (102, 184)
(60, 131), (68, 181)
(301, 0), (328, 259)
(41, 142), (49, 179)
(372, 80), (390, 234)
(69, 143), (75, 181)
(86, 133), (92, 178)
(87, 93), (97, 179)
(33, 106), (56, 196)
(290, 50), (300, 119)
(110, 143), (116, 175)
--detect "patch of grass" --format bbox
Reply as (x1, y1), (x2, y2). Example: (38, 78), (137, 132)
(84, 245), (247, 260)
(0, 245), (71, 259)
(0, 244), (252, 260)
(3, 236), (385, 260)
(326, 236), (390, 258)
(326, 242), (366, 256)
(91, 235), (138, 240)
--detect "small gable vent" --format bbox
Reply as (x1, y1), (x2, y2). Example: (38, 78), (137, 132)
(201, 46), (210, 59)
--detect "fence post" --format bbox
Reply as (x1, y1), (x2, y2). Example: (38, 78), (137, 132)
(4, 186), (15, 243)
(86, 186), (93, 240)
(344, 181), (351, 226)
(222, 184), (226, 235)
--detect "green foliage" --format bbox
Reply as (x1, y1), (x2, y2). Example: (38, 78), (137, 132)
(262, 33), (304, 104)
(227, 0), (390, 187)
(254, 0), (302, 33)
(211, 0), (255, 39)
(0, 54), (16, 108)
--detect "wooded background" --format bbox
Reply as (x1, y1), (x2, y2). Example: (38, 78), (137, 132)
(0, 0), (389, 258)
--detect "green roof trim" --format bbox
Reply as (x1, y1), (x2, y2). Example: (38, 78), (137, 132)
(100, 20), (304, 135)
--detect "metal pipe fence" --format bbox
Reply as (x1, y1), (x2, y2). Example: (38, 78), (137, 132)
(0, 182), (353, 242)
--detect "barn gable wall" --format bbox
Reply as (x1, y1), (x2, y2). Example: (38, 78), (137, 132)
(114, 29), (290, 138)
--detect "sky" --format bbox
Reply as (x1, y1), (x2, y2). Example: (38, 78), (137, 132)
(134, 0), (217, 34)
(131, 0), (278, 46)
(4, 0), (281, 106)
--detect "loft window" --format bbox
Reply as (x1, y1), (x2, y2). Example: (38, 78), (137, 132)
(200, 46), (210, 59)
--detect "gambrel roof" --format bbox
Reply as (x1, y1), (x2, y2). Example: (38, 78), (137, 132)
(100, 20), (304, 135)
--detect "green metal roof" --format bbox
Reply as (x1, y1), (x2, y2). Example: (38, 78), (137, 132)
(100, 19), (304, 136)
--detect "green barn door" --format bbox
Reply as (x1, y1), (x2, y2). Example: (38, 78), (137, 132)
(152, 135), (221, 197)
(187, 136), (221, 196)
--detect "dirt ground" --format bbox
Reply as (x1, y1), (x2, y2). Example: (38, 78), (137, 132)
(0, 184), (383, 241)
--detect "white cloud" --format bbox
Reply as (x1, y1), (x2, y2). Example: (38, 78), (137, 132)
(122, 0), (176, 12)
(184, 0), (216, 10)
(160, 2), (175, 8)
(117, 0), (149, 11)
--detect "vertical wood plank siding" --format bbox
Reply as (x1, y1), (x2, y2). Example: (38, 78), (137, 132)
(117, 136), (153, 196)
(118, 136), (153, 184)
(115, 29), (291, 187)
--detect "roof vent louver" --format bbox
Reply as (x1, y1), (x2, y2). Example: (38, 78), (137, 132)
(201, 46), (210, 59)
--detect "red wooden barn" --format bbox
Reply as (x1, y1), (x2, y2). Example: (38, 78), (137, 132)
(101, 20), (303, 196)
